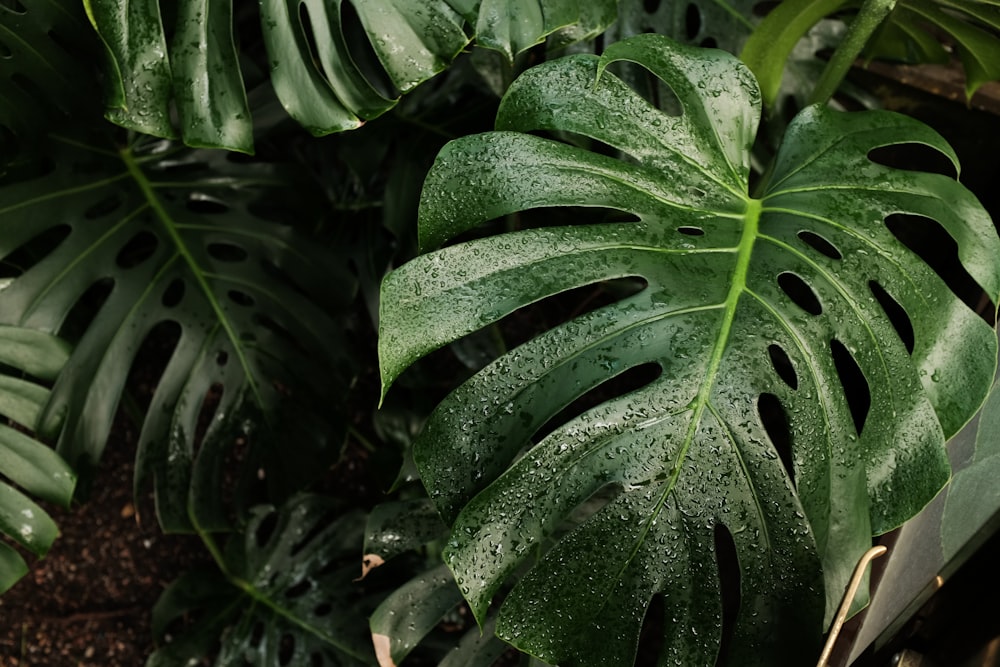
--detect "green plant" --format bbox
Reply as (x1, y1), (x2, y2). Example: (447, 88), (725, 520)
(378, 32), (1000, 665)
(2, 0), (1000, 666)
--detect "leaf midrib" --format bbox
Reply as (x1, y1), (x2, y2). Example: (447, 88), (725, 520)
(611, 197), (761, 592)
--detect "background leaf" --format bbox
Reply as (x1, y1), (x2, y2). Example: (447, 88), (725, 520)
(379, 34), (1000, 666)
(85, 0), (616, 150)
(148, 495), (377, 666)
(0, 0), (101, 158)
(0, 130), (357, 532)
(0, 326), (75, 594)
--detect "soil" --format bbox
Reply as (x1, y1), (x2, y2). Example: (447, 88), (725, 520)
(0, 414), (211, 666)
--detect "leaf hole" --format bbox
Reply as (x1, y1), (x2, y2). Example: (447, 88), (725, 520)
(216, 350), (228, 367)
(185, 194), (230, 215)
(228, 289), (255, 307)
(116, 231), (159, 269)
(777, 272), (822, 316)
(339, 0), (398, 98)
(604, 60), (683, 116)
(290, 514), (331, 556)
(124, 321), (182, 413)
(0, 224), (71, 278)
(713, 523), (741, 666)
(161, 278), (185, 308)
(568, 483), (622, 528)
(699, 37), (718, 49)
(84, 194), (124, 220)
(0, 0), (26, 14)
(58, 277), (114, 345)
(192, 383), (223, 457)
(250, 620), (265, 646)
(278, 633), (295, 665)
(869, 280), (914, 354)
(797, 230), (842, 260)
(0, 124), (17, 163)
(643, 0), (661, 13)
(313, 602), (333, 617)
(758, 393), (794, 485)
(677, 226), (704, 236)
(767, 344), (798, 390)
(534, 362), (662, 443)
(297, 4), (324, 80)
(490, 276), (648, 352)
(254, 510), (279, 548)
(684, 4), (701, 40)
(868, 143), (956, 178)
(637, 593), (665, 663)
(284, 578), (312, 600)
(885, 213), (994, 323)
(207, 242), (248, 263)
(830, 339), (870, 435)
(310, 653), (323, 667)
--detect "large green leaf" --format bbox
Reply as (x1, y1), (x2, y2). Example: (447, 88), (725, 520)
(147, 494), (376, 666)
(0, 326), (75, 594)
(378, 34), (1000, 666)
(0, 130), (356, 533)
(84, 0), (613, 152)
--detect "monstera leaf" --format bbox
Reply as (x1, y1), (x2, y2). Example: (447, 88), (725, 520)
(378, 34), (1000, 666)
(83, 0), (615, 152)
(0, 327), (75, 594)
(147, 494), (377, 666)
(0, 130), (356, 533)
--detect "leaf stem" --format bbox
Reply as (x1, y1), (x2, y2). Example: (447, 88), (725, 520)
(808, 0), (897, 107)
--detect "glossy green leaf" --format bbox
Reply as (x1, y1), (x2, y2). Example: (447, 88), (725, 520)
(148, 495), (376, 666)
(83, 0), (615, 149)
(84, 0), (178, 140)
(371, 563), (464, 666)
(363, 499), (448, 569)
(0, 132), (356, 533)
(474, 0), (576, 61)
(365, 501), (511, 667)
(741, 0), (848, 107)
(0, 327), (74, 594)
(379, 34), (1000, 666)
(0, 541), (28, 595)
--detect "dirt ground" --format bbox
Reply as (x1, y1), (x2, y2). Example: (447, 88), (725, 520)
(0, 415), (211, 667)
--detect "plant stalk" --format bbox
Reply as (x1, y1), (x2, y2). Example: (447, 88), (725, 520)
(808, 0), (897, 107)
